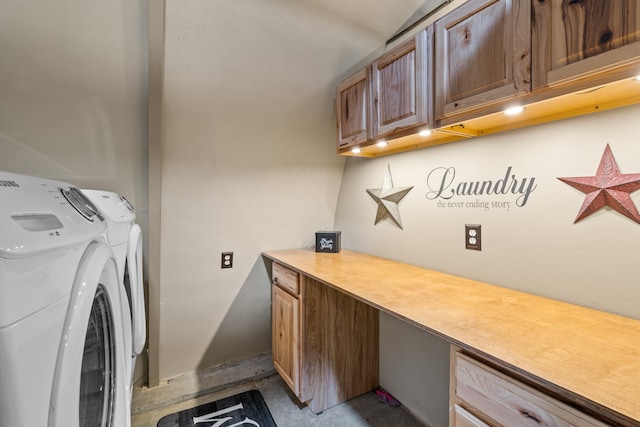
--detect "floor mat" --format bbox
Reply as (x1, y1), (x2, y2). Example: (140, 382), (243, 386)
(157, 389), (277, 427)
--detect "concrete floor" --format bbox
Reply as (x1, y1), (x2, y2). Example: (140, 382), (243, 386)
(132, 354), (427, 427)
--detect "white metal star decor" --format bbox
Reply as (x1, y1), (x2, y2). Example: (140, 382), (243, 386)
(366, 164), (413, 229)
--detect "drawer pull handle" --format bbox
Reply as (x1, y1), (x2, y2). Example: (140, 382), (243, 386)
(519, 408), (542, 424)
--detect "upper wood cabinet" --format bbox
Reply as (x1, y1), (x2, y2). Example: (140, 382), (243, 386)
(532, 0), (640, 91)
(336, 67), (371, 149)
(336, 28), (434, 154)
(434, 0), (531, 123)
(335, 0), (640, 157)
(371, 27), (433, 139)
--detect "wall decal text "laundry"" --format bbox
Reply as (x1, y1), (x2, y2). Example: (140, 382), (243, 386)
(425, 167), (537, 208)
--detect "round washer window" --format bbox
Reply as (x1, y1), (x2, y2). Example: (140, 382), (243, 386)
(79, 285), (116, 427)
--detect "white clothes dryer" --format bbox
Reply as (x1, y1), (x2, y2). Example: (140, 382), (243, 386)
(0, 171), (137, 427)
(81, 189), (146, 384)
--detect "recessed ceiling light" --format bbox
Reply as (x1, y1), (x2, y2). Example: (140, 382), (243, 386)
(635, 74), (640, 81)
(351, 147), (361, 154)
(376, 140), (388, 147)
(504, 106), (525, 115)
(419, 129), (432, 137)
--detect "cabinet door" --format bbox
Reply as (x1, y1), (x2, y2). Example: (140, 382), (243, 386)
(435, 0), (531, 122)
(272, 285), (300, 396)
(371, 27), (433, 138)
(532, 0), (640, 90)
(336, 67), (371, 149)
(301, 276), (379, 413)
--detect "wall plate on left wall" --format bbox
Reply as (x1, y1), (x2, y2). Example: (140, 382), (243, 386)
(221, 252), (233, 268)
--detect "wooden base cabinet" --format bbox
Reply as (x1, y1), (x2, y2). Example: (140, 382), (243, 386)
(271, 262), (379, 413)
(272, 284), (300, 395)
(450, 350), (610, 427)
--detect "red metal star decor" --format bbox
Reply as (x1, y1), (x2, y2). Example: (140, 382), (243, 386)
(558, 144), (640, 224)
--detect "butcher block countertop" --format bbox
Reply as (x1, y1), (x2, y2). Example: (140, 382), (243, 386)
(263, 249), (640, 425)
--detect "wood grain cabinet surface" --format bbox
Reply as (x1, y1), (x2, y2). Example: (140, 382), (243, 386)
(371, 27), (434, 139)
(271, 262), (379, 414)
(336, 67), (371, 149)
(265, 249), (640, 425)
(451, 351), (610, 427)
(532, 0), (640, 92)
(272, 263), (300, 397)
(335, 0), (640, 157)
(454, 405), (490, 427)
(434, 0), (531, 123)
(336, 28), (434, 153)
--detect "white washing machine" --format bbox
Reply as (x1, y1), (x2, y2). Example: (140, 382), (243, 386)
(0, 171), (144, 427)
(81, 189), (146, 384)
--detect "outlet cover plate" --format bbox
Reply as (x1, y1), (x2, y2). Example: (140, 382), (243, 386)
(221, 252), (233, 268)
(465, 224), (481, 251)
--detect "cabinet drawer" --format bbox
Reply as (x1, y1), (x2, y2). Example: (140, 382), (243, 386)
(455, 353), (609, 427)
(454, 404), (489, 427)
(273, 262), (299, 295)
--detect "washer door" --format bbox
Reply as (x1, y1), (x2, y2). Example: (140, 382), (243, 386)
(49, 242), (129, 427)
(79, 284), (116, 426)
(126, 224), (146, 356)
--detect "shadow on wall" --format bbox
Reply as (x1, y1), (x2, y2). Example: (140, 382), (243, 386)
(196, 255), (274, 376)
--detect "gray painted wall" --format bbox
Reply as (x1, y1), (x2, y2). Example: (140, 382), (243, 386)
(0, 1), (148, 206)
(148, 0), (461, 384)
